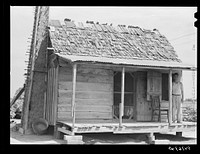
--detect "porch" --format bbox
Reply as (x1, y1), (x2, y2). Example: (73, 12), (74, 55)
(59, 62), (175, 127)
(45, 55), (197, 140)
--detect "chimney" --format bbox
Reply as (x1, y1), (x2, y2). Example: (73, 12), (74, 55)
(86, 21), (94, 24)
(64, 18), (71, 22)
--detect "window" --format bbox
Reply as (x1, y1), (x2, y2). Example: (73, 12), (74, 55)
(113, 71), (135, 119)
(162, 73), (169, 101)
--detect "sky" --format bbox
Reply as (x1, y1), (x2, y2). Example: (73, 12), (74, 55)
(10, 6), (197, 99)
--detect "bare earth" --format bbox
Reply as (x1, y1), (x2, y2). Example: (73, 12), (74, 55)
(10, 119), (196, 145)
(10, 130), (197, 145)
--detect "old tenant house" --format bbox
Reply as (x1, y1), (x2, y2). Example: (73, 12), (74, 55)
(21, 6), (196, 140)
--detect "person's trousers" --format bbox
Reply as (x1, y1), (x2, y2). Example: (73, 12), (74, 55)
(172, 95), (182, 122)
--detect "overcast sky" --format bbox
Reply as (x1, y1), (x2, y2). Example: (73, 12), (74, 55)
(10, 6), (197, 99)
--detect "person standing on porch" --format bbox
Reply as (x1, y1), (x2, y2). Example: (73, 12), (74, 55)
(172, 73), (184, 123)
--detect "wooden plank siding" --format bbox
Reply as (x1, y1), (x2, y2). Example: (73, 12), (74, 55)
(58, 98), (112, 106)
(136, 71), (151, 121)
(58, 82), (113, 91)
(57, 104), (112, 112)
(45, 66), (58, 125)
(58, 90), (113, 100)
(57, 64), (114, 122)
(58, 67), (113, 83)
(58, 112), (113, 121)
(168, 70), (172, 124)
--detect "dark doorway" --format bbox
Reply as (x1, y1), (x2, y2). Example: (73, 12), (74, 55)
(162, 73), (169, 101)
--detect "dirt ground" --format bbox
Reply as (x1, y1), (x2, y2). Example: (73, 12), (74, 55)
(10, 128), (197, 145)
(10, 119), (196, 145)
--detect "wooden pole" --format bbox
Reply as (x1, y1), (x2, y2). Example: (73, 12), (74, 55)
(51, 68), (55, 124)
(22, 7), (40, 132)
(168, 70), (172, 125)
(45, 70), (49, 121)
(119, 67), (125, 127)
(43, 86), (46, 119)
(54, 66), (58, 125)
(71, 63), (77, 132)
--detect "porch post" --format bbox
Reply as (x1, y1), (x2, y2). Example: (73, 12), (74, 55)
(168, 70), (172, 125)
(119, 67), (125, 127)
(72, 63), (77, 133)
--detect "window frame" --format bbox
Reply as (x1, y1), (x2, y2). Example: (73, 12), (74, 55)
(113, 71), (136, 119)
(162, 73), (169, 101)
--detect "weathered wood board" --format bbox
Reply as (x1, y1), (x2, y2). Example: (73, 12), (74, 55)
(57, 64), (113, 121)
(57, 104), (112, 112)
(58, 90), (113, 100)
(45, 67), (58, 125)
(147, 70), (162, 100)
(58, 111), (112, 120)
(58, 97), (112, 105)
(59, 73), (113, 83)
(58, 81), (113, 92)
(59, 64), (113, 78)
(56, 121), (196, 134)
(136, 71), (152, 121)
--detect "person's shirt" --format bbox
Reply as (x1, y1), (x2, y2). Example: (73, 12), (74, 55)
(172, 81), (183, 95)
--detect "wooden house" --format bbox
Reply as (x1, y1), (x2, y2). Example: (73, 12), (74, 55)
(21, 7), (196, 139)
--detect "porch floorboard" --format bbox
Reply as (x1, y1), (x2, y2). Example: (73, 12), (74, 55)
(56, 120), (196, 135)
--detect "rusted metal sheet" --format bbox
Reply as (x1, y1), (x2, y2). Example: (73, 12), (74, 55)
(56, 54), (195, 70)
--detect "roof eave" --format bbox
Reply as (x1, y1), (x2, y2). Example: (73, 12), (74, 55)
(55, 53), (196, 71)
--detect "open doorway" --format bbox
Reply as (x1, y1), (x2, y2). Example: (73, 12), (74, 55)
(113, 71), (136, 121)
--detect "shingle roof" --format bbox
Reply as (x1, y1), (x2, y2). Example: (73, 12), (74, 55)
(48, 19), (181, 63)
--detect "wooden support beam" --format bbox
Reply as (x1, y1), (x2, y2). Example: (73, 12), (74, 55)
(22, 7), (40, 133)
(121, 67), (125, 116)
(119, 67), (125, 127)
(71, 63), (77, 132)
(168, 70), (172, 125)
(119, 103), (122, 127)
(54, 125), (62, 139)
(54, 66), (59, 125)
(58, 127), (73, 136)
(147, 132), (155, 144)
(75, 61), (194, 71)
(176, 132), (183, 137)
(43, 74), (47, 118)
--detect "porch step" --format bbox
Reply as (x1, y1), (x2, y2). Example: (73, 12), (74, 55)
(64, 135), (84, 144)
(151, 140), (170, 144)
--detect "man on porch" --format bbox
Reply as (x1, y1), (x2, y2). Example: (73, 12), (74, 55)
(172, 73), (184, 123)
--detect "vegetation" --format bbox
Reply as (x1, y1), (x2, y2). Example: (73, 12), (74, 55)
(182, 107), (197, 122)
(184, 98), (196, 102)
(182, 101), (197, 122)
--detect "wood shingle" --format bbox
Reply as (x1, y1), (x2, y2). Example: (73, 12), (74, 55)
(48, 19), (182, 63)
